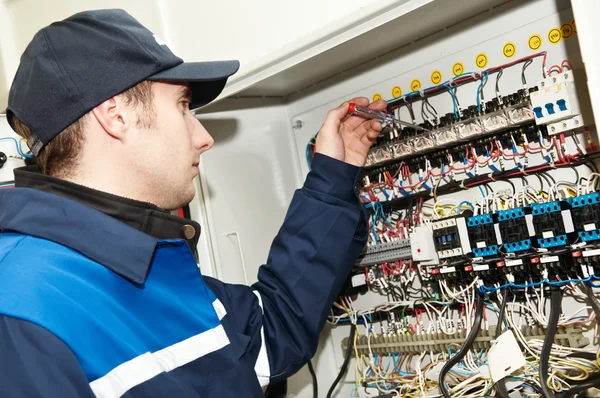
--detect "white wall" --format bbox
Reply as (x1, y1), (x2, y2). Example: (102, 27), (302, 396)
(0, 0), (397, 110)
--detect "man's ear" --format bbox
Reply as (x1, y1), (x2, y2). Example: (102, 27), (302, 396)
(91, 96), (131, 141)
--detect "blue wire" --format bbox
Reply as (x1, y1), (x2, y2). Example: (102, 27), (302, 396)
(479, 275), (598, 293)
(305, 132), (318, 170)
(476, 72), (488, 114)
(0, 137), (33, 159)
(458, 201), (474, 212)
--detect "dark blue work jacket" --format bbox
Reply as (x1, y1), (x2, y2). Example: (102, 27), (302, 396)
(0, 153), (367, 397)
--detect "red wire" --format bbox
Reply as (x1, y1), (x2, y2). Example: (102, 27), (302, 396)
(562, 59), (574, 70)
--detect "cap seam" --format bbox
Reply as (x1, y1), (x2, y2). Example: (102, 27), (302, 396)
(105, 12), (160, 68)
(42, 30), (87, 119)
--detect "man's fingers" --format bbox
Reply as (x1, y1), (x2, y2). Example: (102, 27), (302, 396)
(321, 97), (371, 133)
(344, 99), (388, 130)
(346, 118), (382, 143)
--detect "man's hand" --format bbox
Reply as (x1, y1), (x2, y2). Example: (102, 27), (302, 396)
(315, 97), (387, 167)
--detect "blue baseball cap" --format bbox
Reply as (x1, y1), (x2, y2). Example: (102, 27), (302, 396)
(6, 9), (240, 156)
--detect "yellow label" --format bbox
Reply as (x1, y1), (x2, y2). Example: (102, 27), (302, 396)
(372, 93), (383, 102)
(431, 70), (442, 85)
(410, 79), (422, 92)
(528, 34), (542, 50)
(475, 53), (488, 69)
(392, 86), (402, 98)
(548, 27), (562, 44)
(561, 23), (573, 39)
(452, 62), (464, 76)
(572, 20), (577, 34)
(503, 42), (516, 58)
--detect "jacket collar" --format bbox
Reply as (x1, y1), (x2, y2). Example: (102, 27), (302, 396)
(0, 166), (201, 284)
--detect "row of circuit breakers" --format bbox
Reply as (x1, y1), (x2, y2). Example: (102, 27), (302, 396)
(410, 192), (600, 280)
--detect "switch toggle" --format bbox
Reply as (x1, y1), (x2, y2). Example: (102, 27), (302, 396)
(557, 99), (567, 111)
(533, 106), (543, 118)
(545, 103), (555, 115)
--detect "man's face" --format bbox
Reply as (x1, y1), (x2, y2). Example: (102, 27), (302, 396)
(129, 82), (214, 210)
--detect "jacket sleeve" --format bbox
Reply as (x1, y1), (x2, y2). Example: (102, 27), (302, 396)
(0, 315), (95, 397)
(203, 153), (368, 386)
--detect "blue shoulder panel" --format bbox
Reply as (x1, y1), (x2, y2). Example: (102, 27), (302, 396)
(0, 234), (222, 382)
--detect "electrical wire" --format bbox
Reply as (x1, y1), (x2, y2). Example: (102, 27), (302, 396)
(439, 292), (485, 398)
(585, 285), (600, 325)
(326, 323), (356, 398)
(540, 288), (563, 398)
(494, 289), (511, 398)
(307, 359), (318, 398)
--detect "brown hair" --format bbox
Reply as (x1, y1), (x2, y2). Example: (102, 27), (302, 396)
(12, 81), (155, 178)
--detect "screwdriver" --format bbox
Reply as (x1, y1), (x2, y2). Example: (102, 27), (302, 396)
(348, 103), (428, 131)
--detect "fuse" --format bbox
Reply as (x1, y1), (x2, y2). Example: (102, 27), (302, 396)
(348, 103), (428, 130)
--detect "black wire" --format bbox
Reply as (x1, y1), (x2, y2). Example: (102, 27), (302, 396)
(521, 59), (533, 86)
(495, 69), (504, 99)
(558, 373), (600, 398)
(540, 288), (563, 398)
(543, 171), (556, 185)
(539, 173), (553, 191)
(585, 285), (600, 323)
(523, 380), (545, 395)
(326, 324), (356, 398)
(307, 360), (318, 398)
(439, 292), (485, 398)
(495, 289), (511, 398)
(496, 288), (510, 338)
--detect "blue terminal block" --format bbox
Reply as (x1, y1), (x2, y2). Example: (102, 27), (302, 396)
(472, 245), (499, 257)
(537, 235), (568, 248)
(497, 208), (525, 221)
(530, 201), (561, 216)
(568, 192), (600, 208)
(503, 239), (531, 253)
(497, 207), (531, 253)
(568, 193), (600, 242)
(467, 214), (493, 227)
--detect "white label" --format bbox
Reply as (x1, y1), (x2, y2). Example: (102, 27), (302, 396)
(583, 249), (600, 257)
(505, 259), (523, 267)
(476, 241), (486, 248)
(584, 223), (597, 231)
(440, 266), (456, 274)
(478, 364), (491, 378)
(541, 255), (559, 264)
(488, 330), (526, 382)
(473, 264), (490, 272)
(351, 274), (366, 287)
(542, 231), (554, 239)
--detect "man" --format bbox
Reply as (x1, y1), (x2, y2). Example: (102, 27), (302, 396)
(0, 9), (384, 398)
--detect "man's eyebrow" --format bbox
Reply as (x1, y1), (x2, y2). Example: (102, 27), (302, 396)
(177, 86), (192, 102)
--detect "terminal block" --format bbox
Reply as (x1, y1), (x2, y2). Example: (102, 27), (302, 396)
(356, 239), (412, 266)
(344, 325), (588, 356)
(568, 193), (600, 243)
(496, 208), (534, 253)
(530, 201), (574, 248)
(467, 214), (498, 257)
(432, 216), (471, 260)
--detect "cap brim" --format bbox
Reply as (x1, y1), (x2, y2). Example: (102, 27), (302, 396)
(148, 60), (240, 109)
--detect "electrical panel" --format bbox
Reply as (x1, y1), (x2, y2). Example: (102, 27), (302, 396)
(310, 1), (600, 397)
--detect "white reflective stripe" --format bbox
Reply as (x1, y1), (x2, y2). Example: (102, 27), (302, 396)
(252, 291), (271, 388)
(90, 324), (230, 398)
(212, 298), (227, 320)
